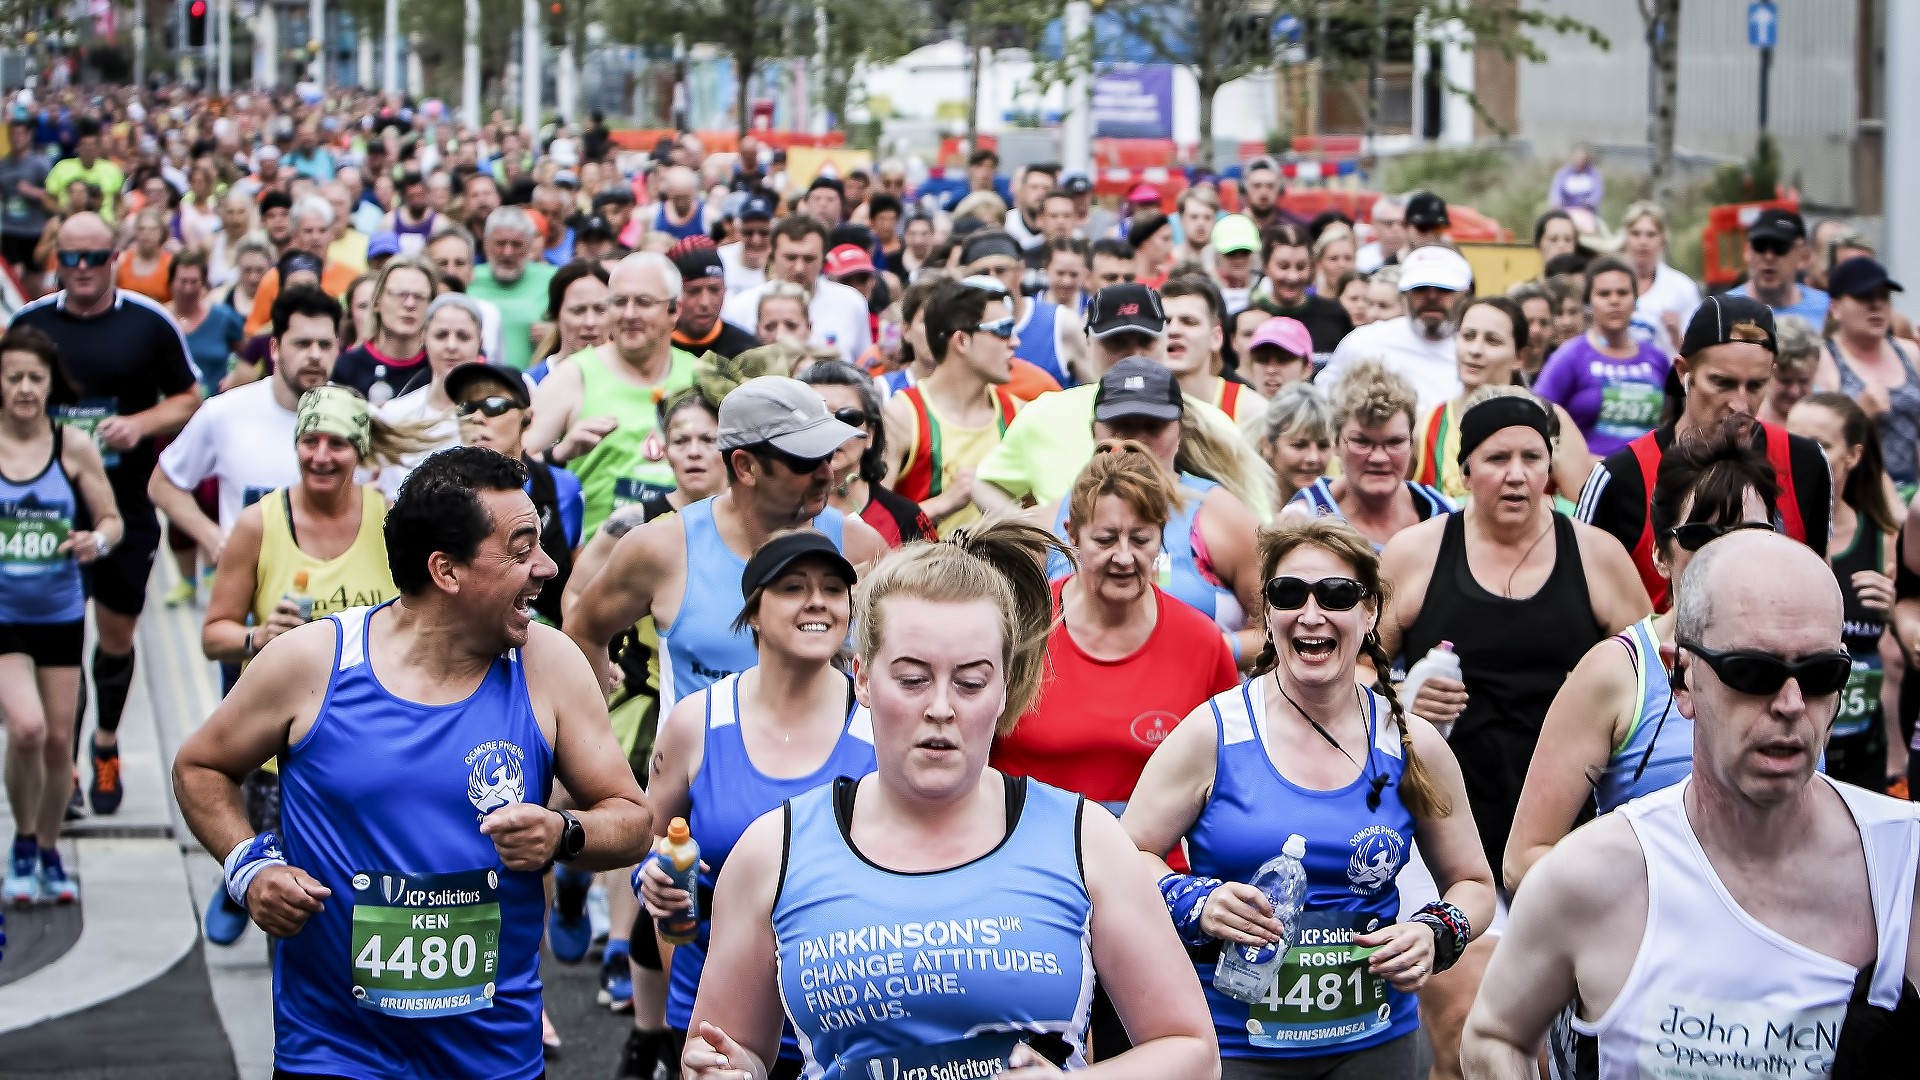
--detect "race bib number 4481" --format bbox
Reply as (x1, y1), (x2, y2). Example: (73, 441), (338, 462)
(349, 867), (501, 1018)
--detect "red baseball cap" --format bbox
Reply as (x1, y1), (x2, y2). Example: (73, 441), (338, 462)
(825, 244), (875, 279)
(1126, 182), (1163, 204)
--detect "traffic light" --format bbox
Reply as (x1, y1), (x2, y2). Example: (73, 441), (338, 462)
(187, 0), (208, 47)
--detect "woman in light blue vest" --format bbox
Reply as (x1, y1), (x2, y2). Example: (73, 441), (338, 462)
(680, 517), (1216, 1080)
(1123, 518), (1494, 1079)
(1505, 424), (1783, 894)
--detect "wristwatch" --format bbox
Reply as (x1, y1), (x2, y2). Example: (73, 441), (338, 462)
(552, 808), (585, 864)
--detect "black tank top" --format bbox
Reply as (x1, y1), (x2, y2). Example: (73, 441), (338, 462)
(1404, 511), (1605, 869)
(1828, 521), (1887, 785)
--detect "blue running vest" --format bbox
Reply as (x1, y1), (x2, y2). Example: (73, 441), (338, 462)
(0, 422), (85, 624)
(1186, 678), (1419, 1059)
(658, 498), (846, 707)
(273, 602), (553, 1080)
(666, 669), (878, 1051)
(1287, 479), (1454, 552)
(1594, 616), (1692, 813)
(1013, 299), (1067, 386)
(774, 775), (1096, 1078)
(1048, 472), (1231, 624)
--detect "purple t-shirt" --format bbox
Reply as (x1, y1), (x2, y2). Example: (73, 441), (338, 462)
(1533, 335), (1671, 456)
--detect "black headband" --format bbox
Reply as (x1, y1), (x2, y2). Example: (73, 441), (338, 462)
(1457, 396), (1554, 465)
(962, 232), (1023, 266)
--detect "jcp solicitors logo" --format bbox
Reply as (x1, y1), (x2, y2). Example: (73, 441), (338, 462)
(1129, 711), (1182, 748)
(465, 740), (526, 816)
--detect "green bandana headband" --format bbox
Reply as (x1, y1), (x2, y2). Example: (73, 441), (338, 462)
(295, 385), (372, 458)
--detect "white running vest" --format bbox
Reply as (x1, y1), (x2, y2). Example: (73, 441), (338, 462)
(1569, 776), (1918, 1080)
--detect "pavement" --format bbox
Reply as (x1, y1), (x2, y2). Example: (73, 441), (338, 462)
(0, 559), (652, 1078)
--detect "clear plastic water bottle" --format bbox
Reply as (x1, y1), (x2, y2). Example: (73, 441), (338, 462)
(1213, 833), (1309, 1003)
(1402, 641), (1463, 738)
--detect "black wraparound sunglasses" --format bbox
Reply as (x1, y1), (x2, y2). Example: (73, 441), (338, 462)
(57, 249), (112, 268)
(1668, 520), (1774, 552)
(1676, 639), (1852, 697)
(1265, 576), (1369, 611)
(456, 396), (522, 418)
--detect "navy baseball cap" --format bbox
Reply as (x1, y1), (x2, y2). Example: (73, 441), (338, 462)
(1827, 256), (1903, 298)
(736, 193), (775, 221)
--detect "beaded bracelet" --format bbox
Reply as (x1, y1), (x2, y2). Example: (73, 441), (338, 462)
(1157, 873), (1225, 948)
(1409, 899), (1471, 973)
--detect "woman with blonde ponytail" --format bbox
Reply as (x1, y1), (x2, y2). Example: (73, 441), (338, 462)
(1124, 517), (1494, 1080)
(683, 515), (1218, 1080)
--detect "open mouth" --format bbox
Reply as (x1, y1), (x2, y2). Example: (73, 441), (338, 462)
(513, 591), (539, 621)
(1292, 635), (1337, 661)
(915, 735), (959, 754)
(797, 620), (832, 634)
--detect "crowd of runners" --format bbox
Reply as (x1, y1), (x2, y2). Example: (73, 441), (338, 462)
(0, 81), (1914, 1080)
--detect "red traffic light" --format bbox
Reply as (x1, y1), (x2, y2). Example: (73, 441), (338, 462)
(189, 0), (205, 15)
(549, 2), (561, 12)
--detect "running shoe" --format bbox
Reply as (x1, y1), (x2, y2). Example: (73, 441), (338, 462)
(541, 1007), (562, 1057)
(37, 849), (76, 905)
(548, 866), (594, 963)
(88, 740), (123, 816)
(164, 577), (196, 607)
(614, 1027), (669, 1080)
(65, 776), (84, 822)
(4, 840), (37, 906)
(598, 941), (633, 1011)
(204, 886), (250, 946)
(586, 881), (611, 954)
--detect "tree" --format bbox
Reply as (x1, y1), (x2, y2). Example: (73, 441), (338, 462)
(815, 0), (925, 134)
(1637, 0), (1680, 205)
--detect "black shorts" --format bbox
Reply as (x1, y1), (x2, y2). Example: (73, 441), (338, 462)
(0, 620), (84, 666)
(87, 525), (160, 617)
(1, 233), (39, 270)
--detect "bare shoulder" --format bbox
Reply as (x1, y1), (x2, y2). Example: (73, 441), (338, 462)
(1514, 811), (1647, 925)
(1384, 513), (1447, 559)
(841, 512), (889, 564)
(518, 621), (598, 683)
(1401, 710), (1455, 765)
(716, 807), (786, 902)
(1569, 514), (1635, 565)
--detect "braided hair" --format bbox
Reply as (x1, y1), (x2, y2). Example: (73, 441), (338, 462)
(1252, 518), (1453, 819)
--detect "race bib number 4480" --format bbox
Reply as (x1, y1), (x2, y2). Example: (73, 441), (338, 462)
(349, 867), (501, 1018)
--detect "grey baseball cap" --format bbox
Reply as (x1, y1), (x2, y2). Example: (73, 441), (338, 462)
(717, 376), (864, 458)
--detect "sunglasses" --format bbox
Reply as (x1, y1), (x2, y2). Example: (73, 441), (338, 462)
(832, 407), (869, 429)
(1668, 520), (1774, 552)
(57, 249), (112, 268)
(455, 395), (522, 418)
(1677, 639), (1852, 697)
(759, 445), (835, 474)
(1749, 238), (1792, 257)
(969, 316), (1017, 340)
(1264, 576), (1369, 612)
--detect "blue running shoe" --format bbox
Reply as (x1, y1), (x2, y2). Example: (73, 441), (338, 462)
(4, 840), (37, 906)
(37, 849), (76, 905)
(598, 942), (633, 1010)
(204, 884), (250, 946)
(548, 866), (594, 964)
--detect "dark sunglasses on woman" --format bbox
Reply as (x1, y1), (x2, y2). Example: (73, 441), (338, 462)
(832, 407), (869, 430)
(1265, 576), (1369, 612)
(455, 396), (522, 418)
(1676, 639), (1853, 697)
(1668, 520), (1773, 553)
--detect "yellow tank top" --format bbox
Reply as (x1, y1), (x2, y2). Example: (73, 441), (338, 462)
(253, 485), (396, 628)
(908, 392), (1015, 537)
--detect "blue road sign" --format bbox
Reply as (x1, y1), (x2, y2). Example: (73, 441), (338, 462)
(1748, 1), (1778, 49)
(1275, 14), (1302, 43)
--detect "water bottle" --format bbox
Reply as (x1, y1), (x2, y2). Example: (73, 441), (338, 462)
(1213, 833), (1309, 1004)
(1401, 641), (1463, 738)
(368, 364), (394, 406)
(284, 570), (314, 622)
(652, 817), (701, 945)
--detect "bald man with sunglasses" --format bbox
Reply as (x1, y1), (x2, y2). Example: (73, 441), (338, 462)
(1464, 530), (1920, 1080)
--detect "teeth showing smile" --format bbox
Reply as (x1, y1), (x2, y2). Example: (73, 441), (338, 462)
(798, 622), (830, 632)
(1293, 636), (1336, 658)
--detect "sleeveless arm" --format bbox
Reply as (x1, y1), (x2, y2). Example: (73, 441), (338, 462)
(61, 425), (122, 549)
(841, 512), (891, 568)
(522, 357), (583, 457)
(1462, 815), (1647, 1080)
(201, 503), (265, 663)
(645, 691), (707, 844)
(1575, 519), (1656, 632)
(1505, 637), (1639, 891)
(880, 390), (915, 488)
(530, 624), (654, 872)
(1374, 519), (1442, 660)
(686, 810), (788, 1078)
(1403, 715), (1497, 934)
(1081, 806), (1221, 1076)
(174, 617), (337, 863)
(1120, 702), (1218, 864)
(565, 517), (673, 694)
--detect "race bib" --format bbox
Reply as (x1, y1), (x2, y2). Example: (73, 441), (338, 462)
(348, 867), (502, 1018)
(55, 397), (120, 468)
(840, 1031), (1024, 1080)
(1596, 380), (1663, 441)
(1832, 659), (1882, 738)
(0, 504), (70, 567)
(1248, 910), (1392, 1050)
(611, 477), (673, 511)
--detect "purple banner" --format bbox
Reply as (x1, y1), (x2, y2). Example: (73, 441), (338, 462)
(1093, 64), (1174, 140)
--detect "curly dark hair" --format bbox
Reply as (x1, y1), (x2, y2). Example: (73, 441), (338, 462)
(387, 447), (530, 595)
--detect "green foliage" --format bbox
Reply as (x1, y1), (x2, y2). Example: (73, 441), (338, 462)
(1706, 132), (1781, 204)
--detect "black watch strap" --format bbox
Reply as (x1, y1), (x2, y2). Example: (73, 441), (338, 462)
(554, 808), (586, 863)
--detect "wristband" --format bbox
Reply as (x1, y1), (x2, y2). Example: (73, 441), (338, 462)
(224, 831), (288, 910)
(1409, 899), (1471, 973)
(1158, 872), (1225, 947)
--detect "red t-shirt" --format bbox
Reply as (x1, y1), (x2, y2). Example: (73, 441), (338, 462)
(993, 580), (1240, 809)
